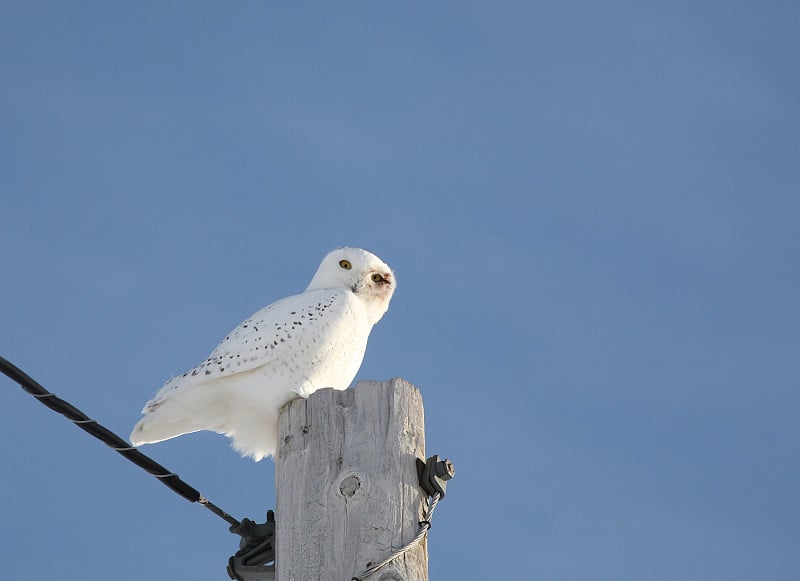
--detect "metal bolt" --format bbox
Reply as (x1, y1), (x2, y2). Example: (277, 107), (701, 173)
(434, 459), (455, 480)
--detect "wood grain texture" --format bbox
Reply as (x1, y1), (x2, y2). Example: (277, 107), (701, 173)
(275, 379), (427, 581)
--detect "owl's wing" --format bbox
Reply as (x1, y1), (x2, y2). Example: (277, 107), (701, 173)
(142, 288), (350, 412)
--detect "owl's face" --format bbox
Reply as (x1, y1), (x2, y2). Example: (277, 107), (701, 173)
(307, 248), (395, 320)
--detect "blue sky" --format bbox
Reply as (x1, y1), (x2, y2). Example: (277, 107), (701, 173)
(1, 2), (798, 579)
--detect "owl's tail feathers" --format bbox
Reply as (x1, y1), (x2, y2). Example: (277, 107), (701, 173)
(129, 388), (226, 447)
(129, 409), (208, 446)
(129, 385), (278, 462)
(130, 401), (278, 462)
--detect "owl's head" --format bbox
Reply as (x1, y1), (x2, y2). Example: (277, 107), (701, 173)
(306, 247), (395, 323)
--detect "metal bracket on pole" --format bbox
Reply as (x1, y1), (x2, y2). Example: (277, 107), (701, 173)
(416, 454), (455, 499)
(227, 510), (276, 581)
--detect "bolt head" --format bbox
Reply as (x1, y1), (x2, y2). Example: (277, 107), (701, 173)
(436, 459), (455, 480)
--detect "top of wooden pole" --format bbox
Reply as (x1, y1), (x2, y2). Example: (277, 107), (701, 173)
(275, 379), (428, 581)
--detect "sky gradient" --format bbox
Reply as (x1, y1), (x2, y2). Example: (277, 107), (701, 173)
(1, 2), (798, 579)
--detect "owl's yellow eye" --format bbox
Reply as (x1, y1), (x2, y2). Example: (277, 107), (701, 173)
(339, 259), (352, 270)
(371, 273), (384, 283)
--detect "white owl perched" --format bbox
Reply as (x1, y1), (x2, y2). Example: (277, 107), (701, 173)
(130, 247), (395, 461)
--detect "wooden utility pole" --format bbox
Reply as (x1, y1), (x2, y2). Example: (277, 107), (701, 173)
(275, 378), (428, 581)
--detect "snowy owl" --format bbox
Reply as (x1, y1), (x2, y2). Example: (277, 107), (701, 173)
(130, 247), (395, 461)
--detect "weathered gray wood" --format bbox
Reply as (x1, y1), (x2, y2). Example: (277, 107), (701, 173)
(275, 378), (427, 581)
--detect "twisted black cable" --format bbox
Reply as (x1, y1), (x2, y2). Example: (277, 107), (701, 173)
(0, 355), (241, 528)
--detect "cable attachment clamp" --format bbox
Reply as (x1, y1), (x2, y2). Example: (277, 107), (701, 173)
(417, 454), (455, 499)
(227, 510), (276, 581)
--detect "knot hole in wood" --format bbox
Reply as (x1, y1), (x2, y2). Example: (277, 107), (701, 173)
(339, 474), (361, 498)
